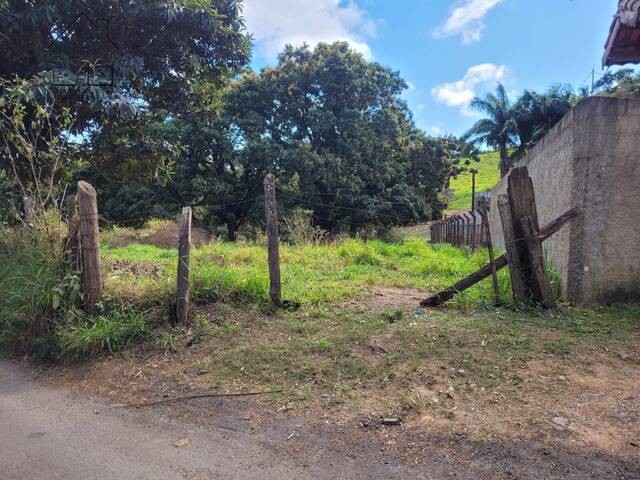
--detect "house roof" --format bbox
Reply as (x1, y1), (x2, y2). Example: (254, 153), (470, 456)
(604, 0), (640, 67)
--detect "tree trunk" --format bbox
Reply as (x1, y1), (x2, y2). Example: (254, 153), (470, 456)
(499, 146), (510, 178)
(226, 220), (238, 242)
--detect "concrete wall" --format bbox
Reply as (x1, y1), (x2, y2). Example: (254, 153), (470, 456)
(488, 96), (640, 305)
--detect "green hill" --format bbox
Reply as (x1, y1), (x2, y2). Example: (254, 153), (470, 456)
(448, 151), (501, 211)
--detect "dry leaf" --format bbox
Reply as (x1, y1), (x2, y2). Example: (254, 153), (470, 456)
(174, 438), (190, 447)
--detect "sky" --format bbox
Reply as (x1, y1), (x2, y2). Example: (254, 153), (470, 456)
(242, 0), (622, 137)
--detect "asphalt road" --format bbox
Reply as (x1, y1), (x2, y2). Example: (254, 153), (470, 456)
(0, 360), (420, 480)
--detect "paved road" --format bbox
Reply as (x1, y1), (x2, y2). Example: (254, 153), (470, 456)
(0, 360), (419, 480)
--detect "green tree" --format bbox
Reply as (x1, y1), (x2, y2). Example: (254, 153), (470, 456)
(464, 83), (518, 178)
(226, 42), (448, 232)
(513, 85), (573, 159)
(0, 1), (251, 224)
(0, 0), (251, 127)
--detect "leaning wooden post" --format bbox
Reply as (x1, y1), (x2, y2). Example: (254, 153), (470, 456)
(176, 207), (193, 324)
(65, 194), (80, 274)
(421, 208), (580, 307)
(77, 181), (102, 313)
(477, 202), (500, 301)
(497, 194), (528, 303)
(264, 174), (282, 307)
(521, 216), (556, 308)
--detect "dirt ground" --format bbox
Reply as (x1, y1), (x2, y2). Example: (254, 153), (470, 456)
(40, 288), (640, 479)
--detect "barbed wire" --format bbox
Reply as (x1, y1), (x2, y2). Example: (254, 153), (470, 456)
(276, 191), (422, 223)
(276, 186), (425, 205)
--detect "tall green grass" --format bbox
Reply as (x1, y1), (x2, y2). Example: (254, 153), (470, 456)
(102, 238), (512, 310)
(0, 230), (153, 359)
(0, 234), (69, 358)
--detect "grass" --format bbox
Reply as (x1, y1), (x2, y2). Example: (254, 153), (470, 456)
(102, 237), (514, 310)
(148, 300), (640, 418)
(4, 221), (639, 424)
(448, 151), (501, 211)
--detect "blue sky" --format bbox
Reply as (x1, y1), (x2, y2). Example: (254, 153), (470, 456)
(243, 0), (621, 137)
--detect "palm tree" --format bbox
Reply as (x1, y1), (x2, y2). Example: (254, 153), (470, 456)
(513, 85), (572, 160)
(463, 83), (518, 178)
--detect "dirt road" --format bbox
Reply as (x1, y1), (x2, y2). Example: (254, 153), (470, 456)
(1, 359), (638, 480)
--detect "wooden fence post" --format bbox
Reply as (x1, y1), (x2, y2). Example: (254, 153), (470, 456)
(65, 194), (80, 274)
(507, 166), (538, 294)
(470, 210), (478, 252)
(458, 215), (464, 246)
(176, 206), (192, 324)
(497, 194), (527, 303)
(77, 181), (102, 313)
(478, 202), (500, 301)
(264, 174), (282, 307)
(521, 216), (556, 308)
(464, 213), (472, 246)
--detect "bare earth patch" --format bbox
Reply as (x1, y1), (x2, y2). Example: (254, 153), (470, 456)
(39, 290), (640, 479)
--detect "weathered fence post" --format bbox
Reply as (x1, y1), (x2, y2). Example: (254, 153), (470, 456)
(497, 194), (527, 303)
(456, 216), (464, 246)
(264, 174), (282, 307)
(471, 170), (477, 211)
(176, 206), (193, 324)
(506, 166), (556, 307)
(470, 210), (478, 252)
(478, 201), (500, 301)
(65, 194), (80, 273)
(521, 216), (556, 308)
(464, 213), (472, 246)
(77, 181), (102, 313)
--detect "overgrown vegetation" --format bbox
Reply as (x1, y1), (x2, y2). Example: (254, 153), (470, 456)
(100, 225), (512, 310)
(0, 223), (155, 360)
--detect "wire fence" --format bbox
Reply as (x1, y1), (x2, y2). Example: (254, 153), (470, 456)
(429, 208), (490, 249)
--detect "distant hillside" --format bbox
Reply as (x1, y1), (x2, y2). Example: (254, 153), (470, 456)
(448, 151), (500, 211)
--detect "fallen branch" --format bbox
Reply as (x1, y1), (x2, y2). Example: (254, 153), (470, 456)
(421, 208), (580, 307)
(129, 389), (284, 407)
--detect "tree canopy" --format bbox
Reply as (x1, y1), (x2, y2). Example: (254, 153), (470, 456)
(0, 0), (251, 127)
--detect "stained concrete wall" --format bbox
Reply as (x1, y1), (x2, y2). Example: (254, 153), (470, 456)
(488, 96), (640, 305)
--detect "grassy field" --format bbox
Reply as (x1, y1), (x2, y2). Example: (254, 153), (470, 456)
(101, 228), (513, 310)
(4, 221), (640, 458)
(448, 151), (500, 211)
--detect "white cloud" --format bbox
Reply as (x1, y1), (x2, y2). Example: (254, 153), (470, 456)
(434, 0), (504, 44)
(427, 125), (443, 135)
(431, 63), (508, 115)
(243, 0), (376, 61)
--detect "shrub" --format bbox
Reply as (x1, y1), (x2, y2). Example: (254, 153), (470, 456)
(57, 307), (147, 357)
(0, 228), (75, 358)
(284, 208), (328, 246)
